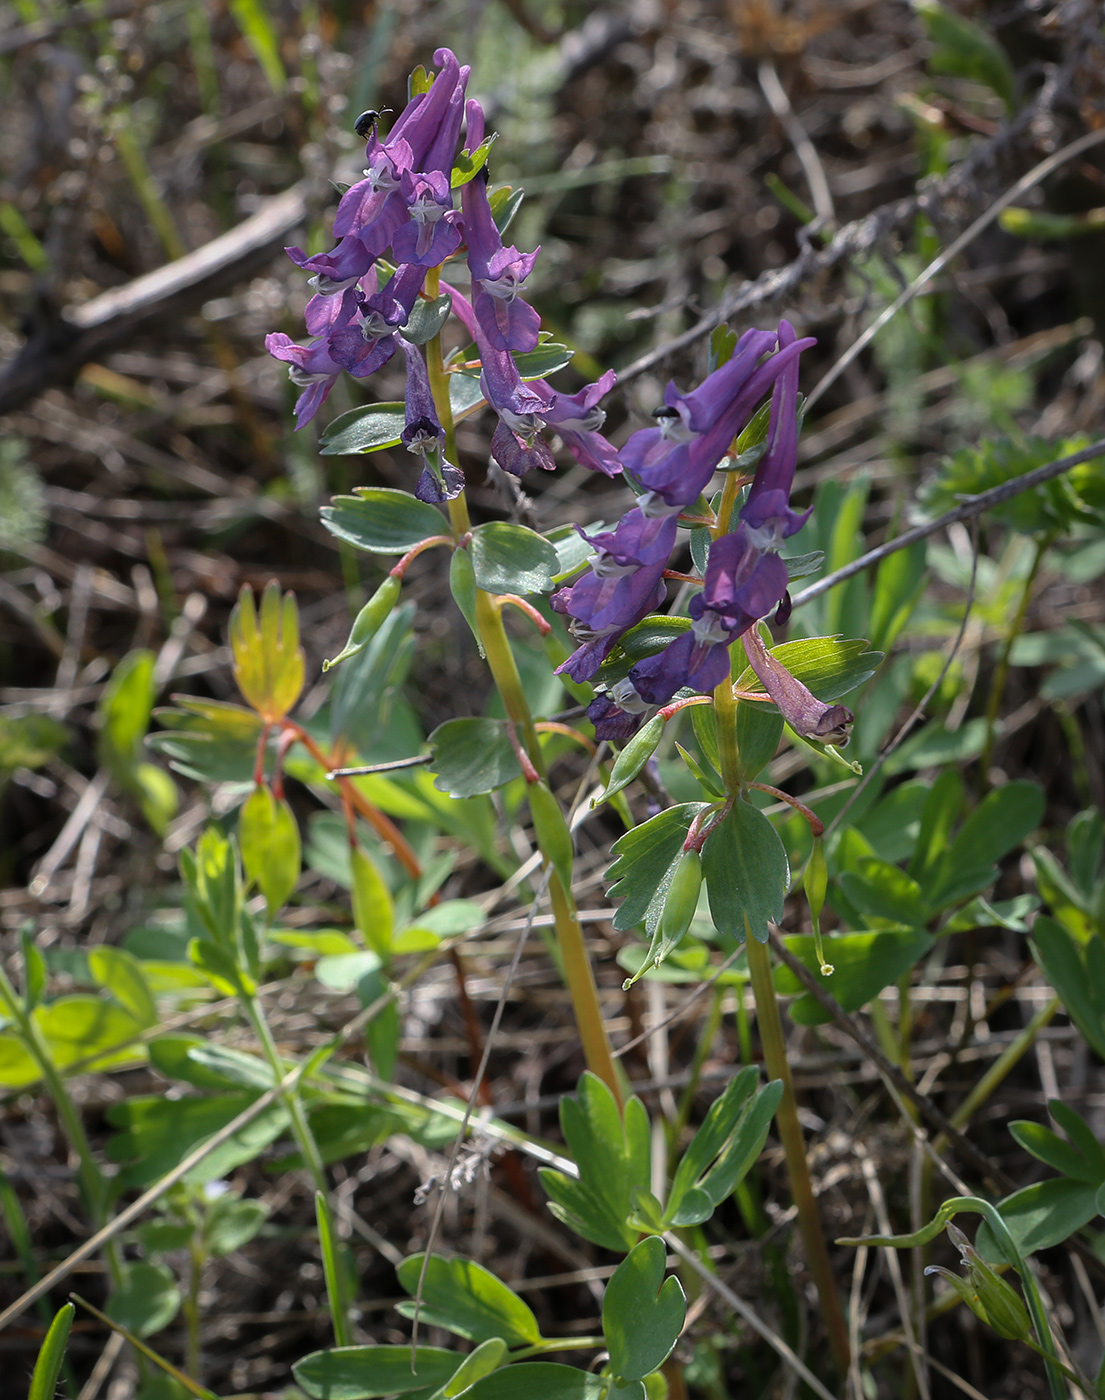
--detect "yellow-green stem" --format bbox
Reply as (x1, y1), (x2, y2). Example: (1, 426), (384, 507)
(243, 996), (328, 1194)
(421, 284), (621, 1107)
(980, 535), (1049, 787)
(746, 935), (852, 1377)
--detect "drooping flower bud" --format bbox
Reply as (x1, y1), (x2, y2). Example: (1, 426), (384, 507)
(741, 627), (854, 746)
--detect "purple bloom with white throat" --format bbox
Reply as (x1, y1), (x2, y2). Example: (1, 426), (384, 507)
(392, 170), (464, 266)
(265, 286), (365, 427)
(462, 169), (541, 352)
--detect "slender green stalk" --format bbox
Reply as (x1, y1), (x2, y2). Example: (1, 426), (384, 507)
(980, 534), (1050, 786)
(745, 935), (852, 1377)
(242, 996), (328, 1194)
(184, 1237), (204, 1381)
(315, 1190), (351, 1346)
(421, 283), (622, 1107)
(710, 662), (851, 1374)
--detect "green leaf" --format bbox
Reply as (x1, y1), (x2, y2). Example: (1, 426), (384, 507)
(469, 522), (560, 595)
(451, 134), (497, 188)
(320, 404), (405, 456)
(665, 1067), (782, 1226)
(321, 489), (446, 553)
(105, 1092), (289, 1187)
(777, 930), (934, 1025)
(228, 0), (285, 91)
(204, 1195), (268, 1255)
(0, 712), (67, 775)
(271, 1103), (407, 1170)
(88, 946), (158, 1028)
(594, 617), (692, 686)
(732, 636), (882, 705)
(28, 1302), (74, 1400)
(396, 1254), (542, 1346)
(701, 800), (789, 944)
(461, 1365), (608, 1400)
(1031, 916), (1105, 1061)
(34, 995), (145, 1073)
(603, 1237), (686, 1381)
(404, 292), (453, 345)
(149, 1036), (273, 1090)
(428, 717), (520, 798)
(977, 1178), (1100, 1258)
(607, 804), (707, 937)
(1008, 1121), (1101, 1184)
(239, 785), (301, 915)
(351, 848), (394, 962)
(294, 1346), (462, 1400)
(20, 929), (47, 1010)
(98, 649), (156, 773)
(539, 1073), (651, 1252)
(136, 1220), (194, 1254)
(1049, 1100), (1105, 1179)
(449, 545), (483, 655)
(432, 1338), (507, 1398)
(908, 769), (962, 886)
(513, 342), (574, 379)
(735, 702), (783, 782)
(838, 859), (925, 925)
(914, 0), (1015, 107)
(106, 1262), (181, 1338)
(929, 781), (1044, 907)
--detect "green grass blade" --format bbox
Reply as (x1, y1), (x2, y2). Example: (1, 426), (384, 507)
(28, 1302), (74, 1400)
(315, 1190), (351, 1346)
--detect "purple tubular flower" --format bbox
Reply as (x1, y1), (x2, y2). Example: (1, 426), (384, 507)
(622, 524), (789, 708)
(462, 170), (541, 352)
(265, 286), (364, 427)
(580, 505), (678, 571)
(552, 556), (668, 682)
(740, 320), (814, 546)
(285, 233), (380, 296)
(383, 48), (468, 172)
(327, 263), (426, 375)
(620, 328), (816, 508)
(536, 371), (622, 476)
(392, 170), (464, 266)
(587, 694), (651, 742)
(741, 627), (854, 745)
(398, 338), (465, 502)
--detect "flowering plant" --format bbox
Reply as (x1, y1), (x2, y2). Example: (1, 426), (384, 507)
(264, 46), (883, 1377)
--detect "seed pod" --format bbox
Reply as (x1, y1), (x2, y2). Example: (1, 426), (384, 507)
(595, 714), (664, 807)
(659, 848), (703, 951)
(323, 576), (402, 671)
(803, 838), (833, 974)
(528, 780), (574, 892)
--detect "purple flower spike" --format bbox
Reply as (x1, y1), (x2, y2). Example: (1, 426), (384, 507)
(330, 139), (412, 249)
(742, 627), (854, 745)
(552, 557), (668, 682)
(462, 172), (541, 352)
(695, 525), (789, 636)
(629, 628), (734, 708)
(740, 320), (815, 546)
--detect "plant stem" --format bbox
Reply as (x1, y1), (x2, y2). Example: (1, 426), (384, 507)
(243, 996), (328, 1195)
(745, 936), (852, 1377)
(980, 534), (1049, 786)
(184, 1238), (204, 1382)
(0, 966), (124, 1287)
(710, 654), (851, 1376)
(421, 280), (622, 1107)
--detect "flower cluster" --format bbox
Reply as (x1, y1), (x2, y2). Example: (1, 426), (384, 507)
(266, 49), (619, 501)
(552, 321), (852, 743)
(269, 50), (851, 750)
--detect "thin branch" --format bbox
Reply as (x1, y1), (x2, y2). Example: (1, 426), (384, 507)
(790, 438), (1105, 611)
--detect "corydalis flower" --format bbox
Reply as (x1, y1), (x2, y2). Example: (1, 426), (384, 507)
(461, 167), (541, 353)
(398, 339), (464, 503)
(741, 626), (853, 745)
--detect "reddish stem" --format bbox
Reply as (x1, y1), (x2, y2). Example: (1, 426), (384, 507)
(496, 594), (552, 635)
(662, 570), (703, 584)
(746, 781), (825, 837)
(684, 799), (732, 853)
(534, 721), (597, 756)
(504, 719), (541, 784)
(283, 720), (425, 882)
(658, 695), (713, 720)
(389, 534), (455, 579)
(253, 723), (271, 788)
(271, 726), (297, 802)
